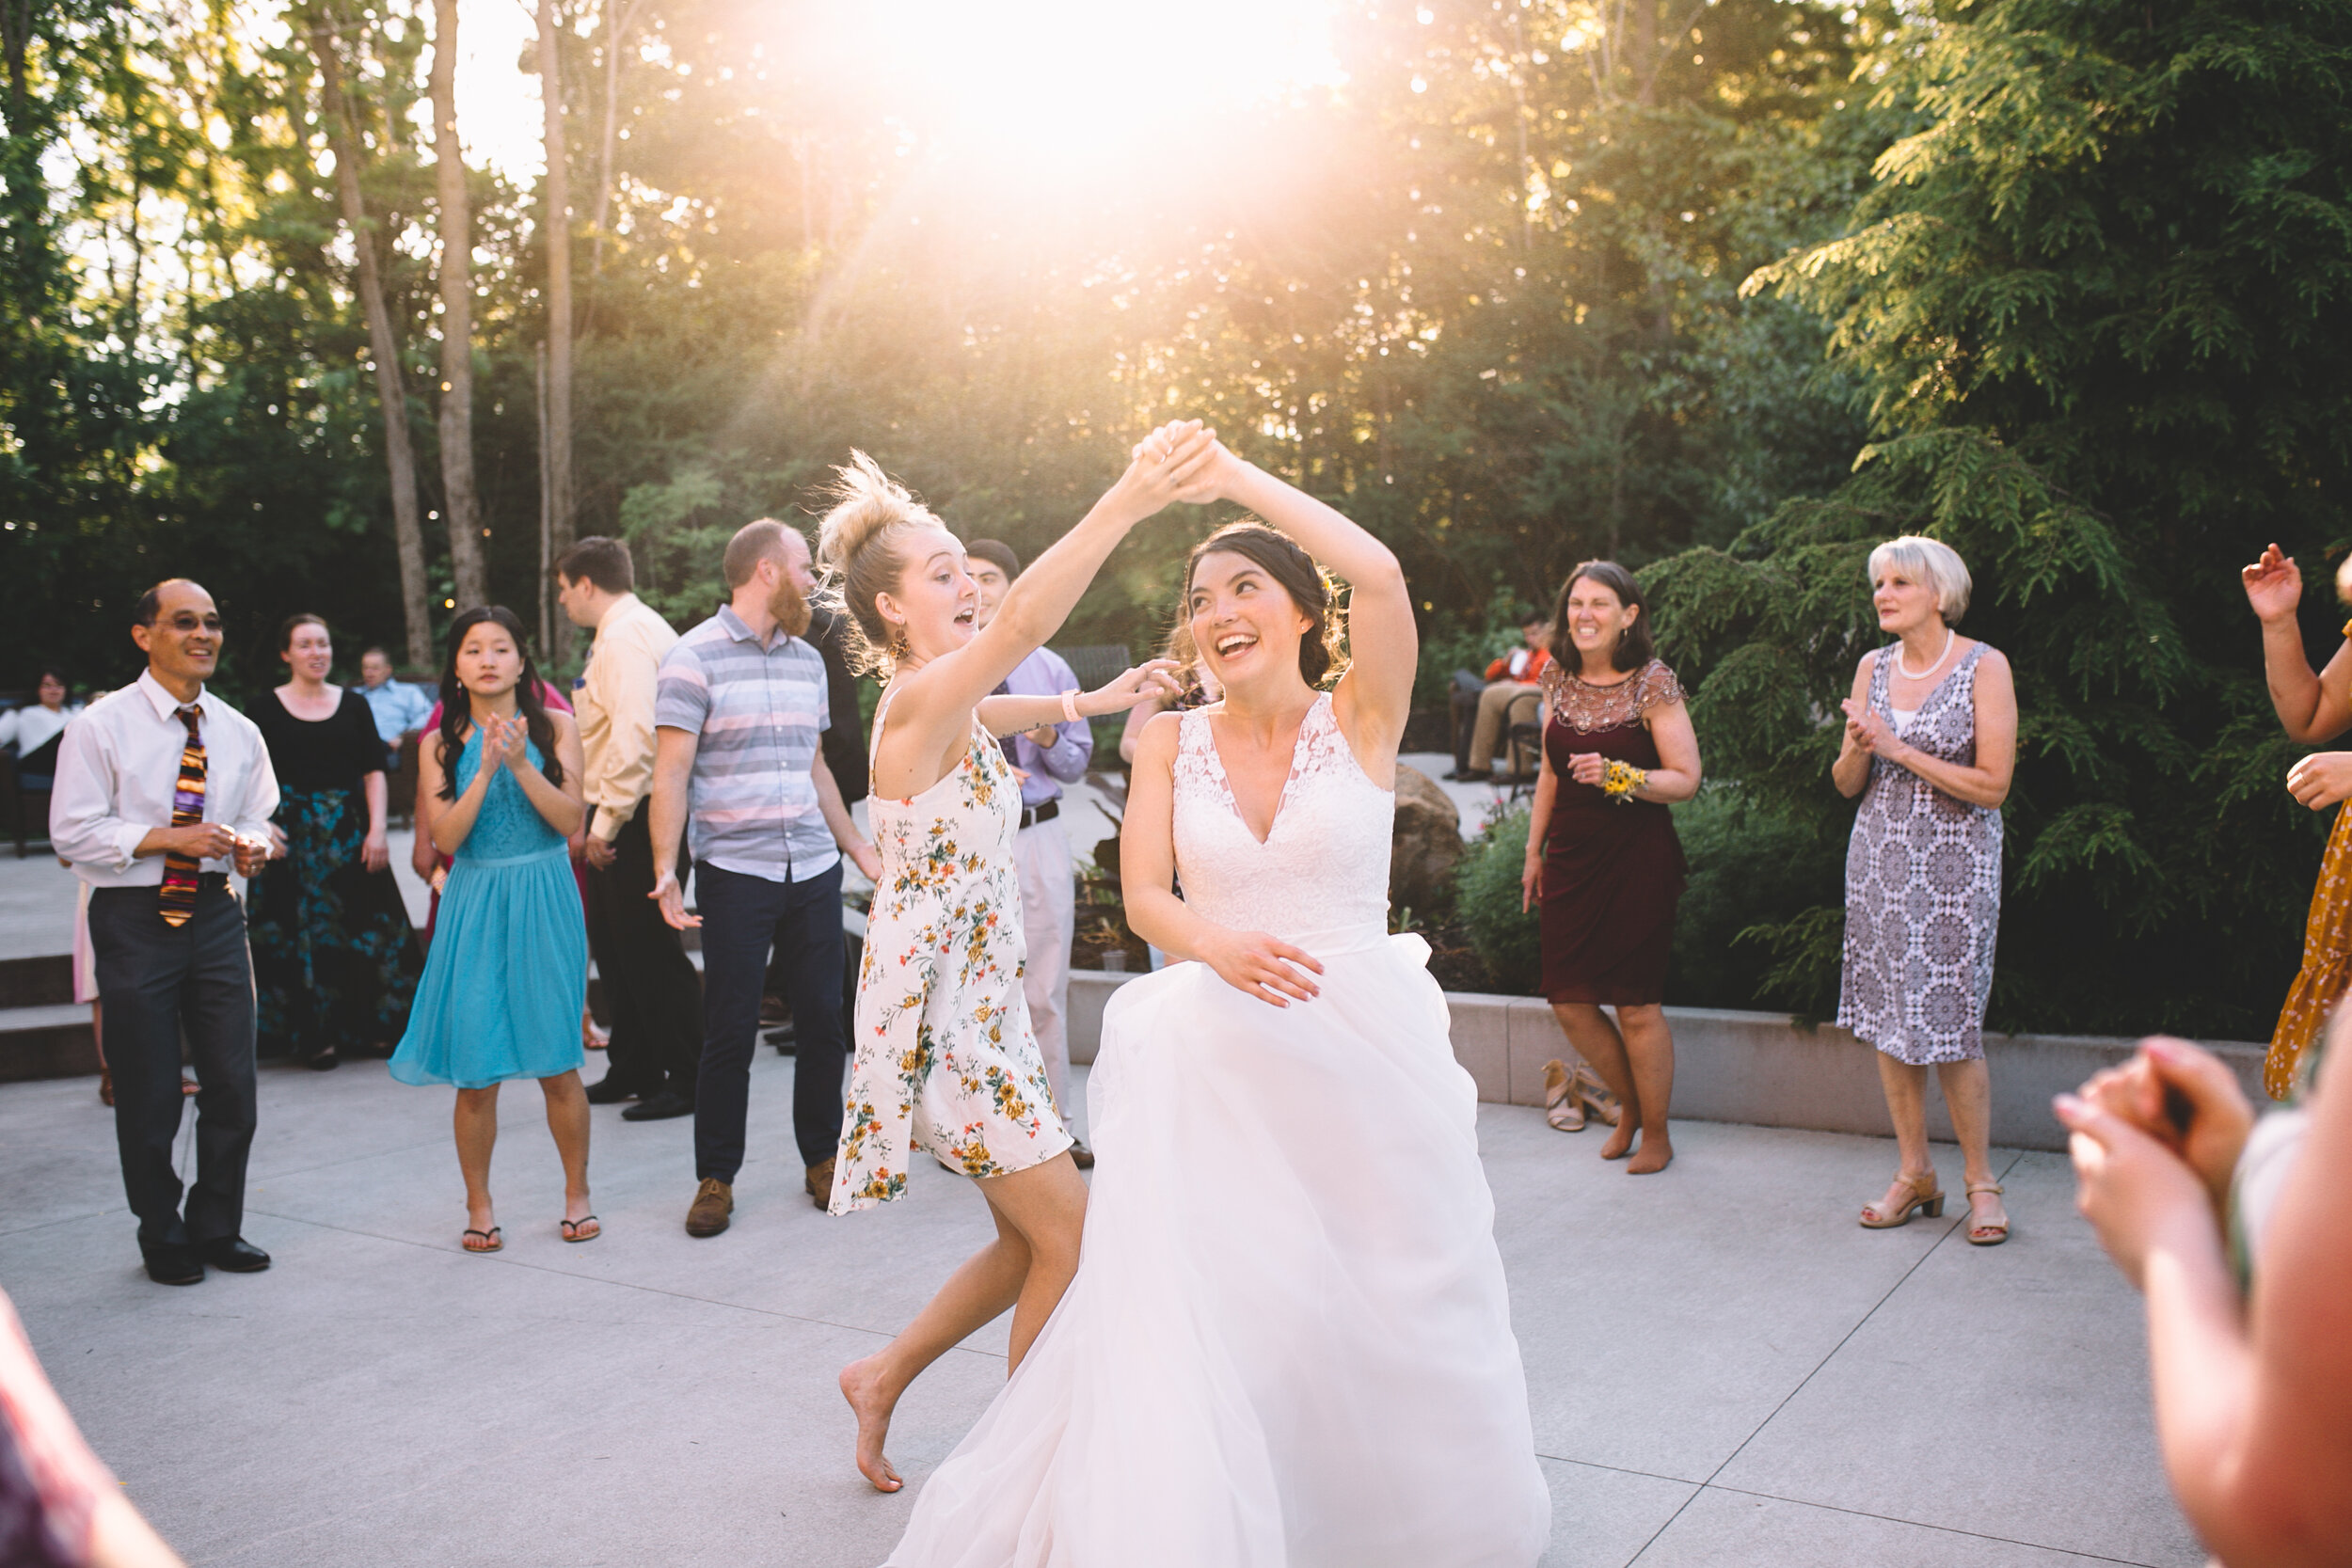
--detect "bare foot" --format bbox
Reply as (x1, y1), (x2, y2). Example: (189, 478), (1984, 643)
(1598, 1120), (1636, 1161)
(1625, 1132), (1673, 1175)
(839, 1355), (905, 1492)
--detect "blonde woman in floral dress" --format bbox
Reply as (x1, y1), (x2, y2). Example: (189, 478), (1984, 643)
(820, 429), (1209, 1493)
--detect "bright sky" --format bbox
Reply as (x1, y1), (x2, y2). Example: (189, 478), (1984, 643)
(455, 0), (1343, 182)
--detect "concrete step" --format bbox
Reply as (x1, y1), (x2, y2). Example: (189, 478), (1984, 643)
(0, 1002), (96, 1083)
(0, 952), (73, 1009)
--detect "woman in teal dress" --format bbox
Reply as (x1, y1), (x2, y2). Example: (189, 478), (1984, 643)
(390, 607), (596, 1252)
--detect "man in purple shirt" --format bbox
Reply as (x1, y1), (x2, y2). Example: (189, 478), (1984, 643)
(966, 540), (1093, 1168)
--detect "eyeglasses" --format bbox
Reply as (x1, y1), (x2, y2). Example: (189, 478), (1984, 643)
(162, 613), (223, 632)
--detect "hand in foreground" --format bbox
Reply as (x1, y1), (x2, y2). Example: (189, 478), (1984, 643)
(1108, 420), (1219, 518)
(581, 834), (617, 870)
(1199, 927), (1325, 1008)
(2286, 751), (2352, 810)
(1085, 658), (1185, 717)
(2075, 1037), (2254, 1213)
(2055, 1087), (2223, 1291)
(2241, 542), (2302, 625)
(361, 830), (389, 873)
(1565, 752), (1608, 786)
(647, 868), (700, 930)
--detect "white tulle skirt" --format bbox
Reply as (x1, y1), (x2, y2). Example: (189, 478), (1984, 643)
(883, 927), (1552, 1568)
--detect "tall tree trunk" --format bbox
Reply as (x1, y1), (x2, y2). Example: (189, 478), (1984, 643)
(536, 0), (575, 665)
(312, 15), (432, 670)
(590, 0), (641, 277)
(429, 0), (487, 610)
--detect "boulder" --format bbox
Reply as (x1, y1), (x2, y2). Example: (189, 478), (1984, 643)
(1391, 763), (1465, 915)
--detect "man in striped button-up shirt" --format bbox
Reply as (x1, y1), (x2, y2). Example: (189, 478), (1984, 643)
(649, 520), (880, 1238)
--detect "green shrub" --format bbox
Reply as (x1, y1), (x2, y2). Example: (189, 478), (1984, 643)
(1454, 806), (1542, 994)
(1667, 785), (1848, 1017)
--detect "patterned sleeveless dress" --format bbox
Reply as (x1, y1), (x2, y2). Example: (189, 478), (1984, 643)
(1836, 642), (2004, 1065)
(828, 689), (1071, 1214)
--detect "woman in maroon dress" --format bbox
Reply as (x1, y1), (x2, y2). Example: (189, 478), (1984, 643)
(1519, 562), (1702, 1173)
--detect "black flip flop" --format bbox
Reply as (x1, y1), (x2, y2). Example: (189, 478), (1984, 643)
(461, 1227), (502, 1254)
(559, 1216), (600, 1243)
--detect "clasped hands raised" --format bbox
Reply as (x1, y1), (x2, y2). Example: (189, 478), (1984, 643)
(2056, 1035), (2257, 1289)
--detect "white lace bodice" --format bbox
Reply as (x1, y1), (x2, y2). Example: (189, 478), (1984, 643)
(1170, 693), (1394, 942)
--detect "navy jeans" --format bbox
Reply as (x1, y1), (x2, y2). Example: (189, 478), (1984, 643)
(691, 861), (848, 1180)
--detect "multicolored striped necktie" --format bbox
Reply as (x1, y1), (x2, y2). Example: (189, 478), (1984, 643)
(159, 705), (207, 927)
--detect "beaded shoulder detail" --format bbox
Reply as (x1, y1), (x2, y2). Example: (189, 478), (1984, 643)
(1538, 659), (1685, 734)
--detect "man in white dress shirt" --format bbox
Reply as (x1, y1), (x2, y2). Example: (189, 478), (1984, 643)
(50, 580), (279, 1287)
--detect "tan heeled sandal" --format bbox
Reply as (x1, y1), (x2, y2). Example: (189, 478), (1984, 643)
(1963, 1181), (2009, 1246)
(1570, 1061), (1621, 1126)
(1860, 1170), (1945, 1228)
(1541, 1060), (1586, 1132)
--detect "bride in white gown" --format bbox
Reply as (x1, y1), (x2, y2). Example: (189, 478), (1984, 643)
(882, 437), (1552, 1567)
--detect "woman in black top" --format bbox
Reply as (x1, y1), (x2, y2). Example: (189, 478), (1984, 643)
(249, 614), (421, 1069)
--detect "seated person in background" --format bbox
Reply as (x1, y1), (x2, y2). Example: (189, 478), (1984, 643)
(3, 669), (83, 789)
(357, 646), (432, 773)
(2058, 1019), (2352, 1566)
(1448, 616), (1551, 783)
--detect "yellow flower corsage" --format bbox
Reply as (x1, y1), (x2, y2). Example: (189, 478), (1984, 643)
(1600, 758), (1648, 803)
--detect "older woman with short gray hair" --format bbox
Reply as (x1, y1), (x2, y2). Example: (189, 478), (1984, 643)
(1832, 535), (2018, 1244)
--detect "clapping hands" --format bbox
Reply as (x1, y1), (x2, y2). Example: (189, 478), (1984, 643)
(476, 711), (530, 774)
(1839, 696), (1898, 756)
(2055, 1036), (2256, 1288)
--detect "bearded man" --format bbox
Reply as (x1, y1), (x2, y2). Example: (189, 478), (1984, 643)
(647, 519), (881, 1235)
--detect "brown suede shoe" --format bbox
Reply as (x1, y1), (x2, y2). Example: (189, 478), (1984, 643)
(804, 1157), (835, 1210)
(685, 1177), (733, 1238)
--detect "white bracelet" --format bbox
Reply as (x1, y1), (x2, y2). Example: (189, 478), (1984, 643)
(1061, 689), (1082, 723)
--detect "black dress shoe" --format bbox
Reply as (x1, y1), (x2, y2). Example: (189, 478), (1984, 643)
(1068, 1138), (1096, 1171)
(584, 1074), (640, 1105)
(621, 1086), (695, 1122)
(200, 1237), (271, 1273)
(141, 1243), (204, 1286)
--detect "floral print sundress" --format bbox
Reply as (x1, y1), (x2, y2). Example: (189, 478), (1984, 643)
(828, 687), (1072, 1214)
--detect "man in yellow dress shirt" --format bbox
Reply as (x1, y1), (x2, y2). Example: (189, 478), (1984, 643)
(556, 537), (704, 1120)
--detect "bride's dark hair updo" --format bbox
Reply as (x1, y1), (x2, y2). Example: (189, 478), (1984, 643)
(1183, 521), (1346, 689)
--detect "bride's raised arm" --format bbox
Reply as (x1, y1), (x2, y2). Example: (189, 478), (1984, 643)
(1172, 446), (1415, 760)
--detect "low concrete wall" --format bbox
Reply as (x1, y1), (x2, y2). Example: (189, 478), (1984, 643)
(1066, 970), (2266, 1154)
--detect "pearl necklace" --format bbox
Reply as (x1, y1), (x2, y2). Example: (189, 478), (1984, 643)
(1897, 628), (1955, 681)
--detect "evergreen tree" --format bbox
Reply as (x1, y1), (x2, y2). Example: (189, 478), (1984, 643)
(1645, 0), (2352, 1037)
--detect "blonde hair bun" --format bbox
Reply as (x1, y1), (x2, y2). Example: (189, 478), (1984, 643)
(815, 451), (940, 675)
(816, 451), (934, 574)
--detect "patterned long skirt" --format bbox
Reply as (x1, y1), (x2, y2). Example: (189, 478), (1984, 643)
(2267, 802), (2352, 1101)
(248, 786), (422, 1062)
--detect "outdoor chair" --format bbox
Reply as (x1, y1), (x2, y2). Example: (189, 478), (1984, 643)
(1505, 717), (1543, 804)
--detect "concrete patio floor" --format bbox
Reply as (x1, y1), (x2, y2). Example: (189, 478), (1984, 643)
(0, 1045), (2201, 1567)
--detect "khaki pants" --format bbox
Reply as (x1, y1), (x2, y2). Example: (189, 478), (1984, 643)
(1470, 682), (1543, 774)
(1014, 813), (1079, 1135)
